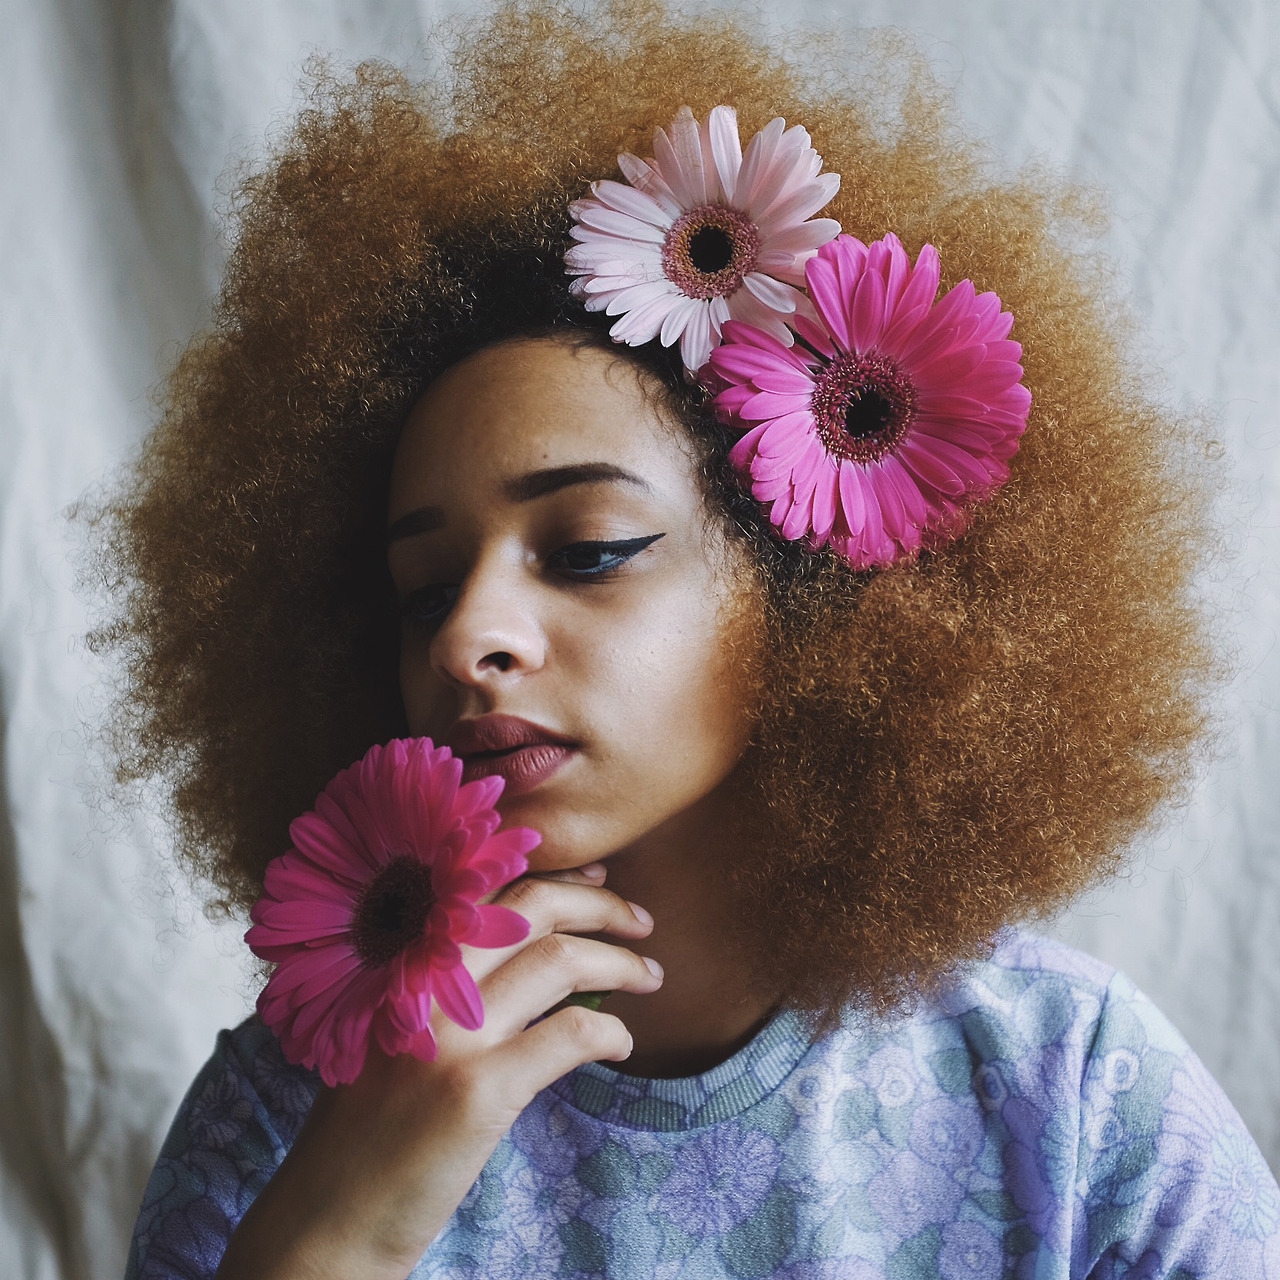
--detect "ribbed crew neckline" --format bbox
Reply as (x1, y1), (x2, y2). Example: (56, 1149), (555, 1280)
(547, 1006), (814, 1131)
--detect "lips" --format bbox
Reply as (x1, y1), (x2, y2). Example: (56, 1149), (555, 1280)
(444, 715), (578, 796)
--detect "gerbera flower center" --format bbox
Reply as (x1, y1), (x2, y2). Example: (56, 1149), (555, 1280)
(810, 353), (917, 463)
(661, 204), (760, 300)
(351, 855), (436, 968)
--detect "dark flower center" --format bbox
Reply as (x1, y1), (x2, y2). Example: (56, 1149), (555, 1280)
(810, 353), (917, 463)
(351, 855), (436, 968)
(688, 226), (734, 274)
(662, 204), (761, 300)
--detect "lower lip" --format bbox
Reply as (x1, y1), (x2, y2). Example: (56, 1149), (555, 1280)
(460, 744), (575, 795)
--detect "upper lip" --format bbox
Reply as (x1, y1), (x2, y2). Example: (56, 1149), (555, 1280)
(443, 715), (576, 758)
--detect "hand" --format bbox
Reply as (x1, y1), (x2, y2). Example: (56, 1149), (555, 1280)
(215, 863), (660, 1280)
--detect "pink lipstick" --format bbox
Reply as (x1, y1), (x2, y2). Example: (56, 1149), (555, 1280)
(445, 715), (578, 796)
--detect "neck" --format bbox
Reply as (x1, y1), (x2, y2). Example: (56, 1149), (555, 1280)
(585, 783), (778, 1078)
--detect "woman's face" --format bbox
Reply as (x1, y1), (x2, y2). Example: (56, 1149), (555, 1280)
(387, 337), (760, 871)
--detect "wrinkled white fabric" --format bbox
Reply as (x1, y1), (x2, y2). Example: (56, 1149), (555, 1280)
(1, 1), (1277, 1278)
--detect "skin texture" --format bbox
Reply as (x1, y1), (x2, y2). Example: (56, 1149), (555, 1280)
(213, 337), (779, 1280)
(389, 338), (774, 1076)
(390, 338), (753, 868)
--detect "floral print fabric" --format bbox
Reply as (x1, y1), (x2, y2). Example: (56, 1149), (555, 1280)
(125, 932), (1280, 1278)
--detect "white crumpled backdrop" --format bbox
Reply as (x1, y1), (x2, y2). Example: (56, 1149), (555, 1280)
(2, 0), (1277, 1276)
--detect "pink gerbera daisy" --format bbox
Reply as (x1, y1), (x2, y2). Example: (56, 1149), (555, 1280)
(707, 233), (1032, 568)
(245, 738), (538, 1087)
(565, 104), (840, 373)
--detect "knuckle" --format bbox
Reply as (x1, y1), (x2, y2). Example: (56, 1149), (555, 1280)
(558, 1003), (599, 1047)
(536, 931), (579, 971)
(505, 875), (554, 917)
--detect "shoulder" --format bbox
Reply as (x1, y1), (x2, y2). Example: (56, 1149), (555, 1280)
(125, 1016), (320, 1280)
(926, 929), (1280, 1275)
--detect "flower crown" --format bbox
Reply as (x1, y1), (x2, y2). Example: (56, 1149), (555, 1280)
(566, 105), (1031, 570)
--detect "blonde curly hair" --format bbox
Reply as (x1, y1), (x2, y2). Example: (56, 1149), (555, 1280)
(83, 0), (1217, 1028)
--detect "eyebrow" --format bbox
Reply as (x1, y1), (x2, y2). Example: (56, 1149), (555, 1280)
(386, 462), (653, 542)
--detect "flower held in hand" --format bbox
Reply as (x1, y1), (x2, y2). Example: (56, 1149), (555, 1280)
(708, 233), (1031, 568)
(246, 738), (538, 1086)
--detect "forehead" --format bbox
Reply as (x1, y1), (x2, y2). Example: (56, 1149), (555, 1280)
(389, 338), (696, 515)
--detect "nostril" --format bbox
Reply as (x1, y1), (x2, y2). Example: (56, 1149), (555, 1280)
(482, 651), (514, 673)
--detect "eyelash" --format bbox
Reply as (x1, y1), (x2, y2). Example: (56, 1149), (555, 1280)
(398, 533), (666, 629)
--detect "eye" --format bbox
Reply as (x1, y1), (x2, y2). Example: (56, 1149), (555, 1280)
(549, 533), (665, 578)
(399, 583), (459, 629)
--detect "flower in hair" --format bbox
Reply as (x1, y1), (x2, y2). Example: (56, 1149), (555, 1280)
(707, 233), (1031, 569)
(566, 105), (840, 374)
(246, 738), (537, 1086)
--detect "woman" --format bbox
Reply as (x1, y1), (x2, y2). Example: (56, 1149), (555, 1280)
(98, 2), (1278, 1276)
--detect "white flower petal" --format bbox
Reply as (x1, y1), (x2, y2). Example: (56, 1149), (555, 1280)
(726, 288), (797, 346)
(756, 172), (841, 237)
(680, 302), (715, 371)
(670, 105), (711, 205)
(573, 203), (668, 243)
(564, 246), (664, 279)
(611, 293), (683, 345)
(745, 133), (812, 218)
(743, 271), (800, 314)
(593, 265), (668, 290)
(589, 179), (674, 229)
(660, 295), (702, 348)
(604, 279), (682, 316)
(617, 152), (684, 218)
(734, 116), (787, 211)
(758, 218), (842, 256)
(753, 251), (809, 289)
(707, 105), (743, 202)
(708, 293), (732, 334)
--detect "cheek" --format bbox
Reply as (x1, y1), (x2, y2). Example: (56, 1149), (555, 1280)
(398, 634), (449, 736)
(602, 580), (759, 796)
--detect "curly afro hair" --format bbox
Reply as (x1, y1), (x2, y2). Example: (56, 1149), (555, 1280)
(83, 0), (1218, 1028)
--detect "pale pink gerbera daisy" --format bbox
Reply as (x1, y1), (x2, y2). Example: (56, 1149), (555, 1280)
(245, 738), (538, 1087)
(565, 104), (840, 373)
(707, 233), (1032, 569)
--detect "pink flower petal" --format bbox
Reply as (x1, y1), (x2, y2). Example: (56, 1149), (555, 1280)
(850, 265), (888, 354)
(466, 903), (532, 948)
(726, 421), (770, 468)
(805, 250), (852, 352)
(433, 961), (485, 1032)
(896, 438), (968, 497)
(248, 736), (544, 1083)
(838, 460), (868, 533)
(880, 453), (930, 529)
(810, 463), (840, 544)
(740, 388), (813, 421)
(255, 899), (353, 933)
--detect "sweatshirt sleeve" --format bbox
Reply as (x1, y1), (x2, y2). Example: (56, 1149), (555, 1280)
(124, 1018), (320, 1280)
(1076, 970), (1280, 1279)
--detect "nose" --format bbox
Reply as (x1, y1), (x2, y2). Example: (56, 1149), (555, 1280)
(427, 554), (547, 689)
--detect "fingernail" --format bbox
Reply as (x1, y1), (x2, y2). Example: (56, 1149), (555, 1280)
(629, 901), (654, 927)
(581, 862), (607, 879)
(642, 955), (664, 979)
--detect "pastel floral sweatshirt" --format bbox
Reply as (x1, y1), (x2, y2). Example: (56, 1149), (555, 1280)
(125, 931), (1280, 1278)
